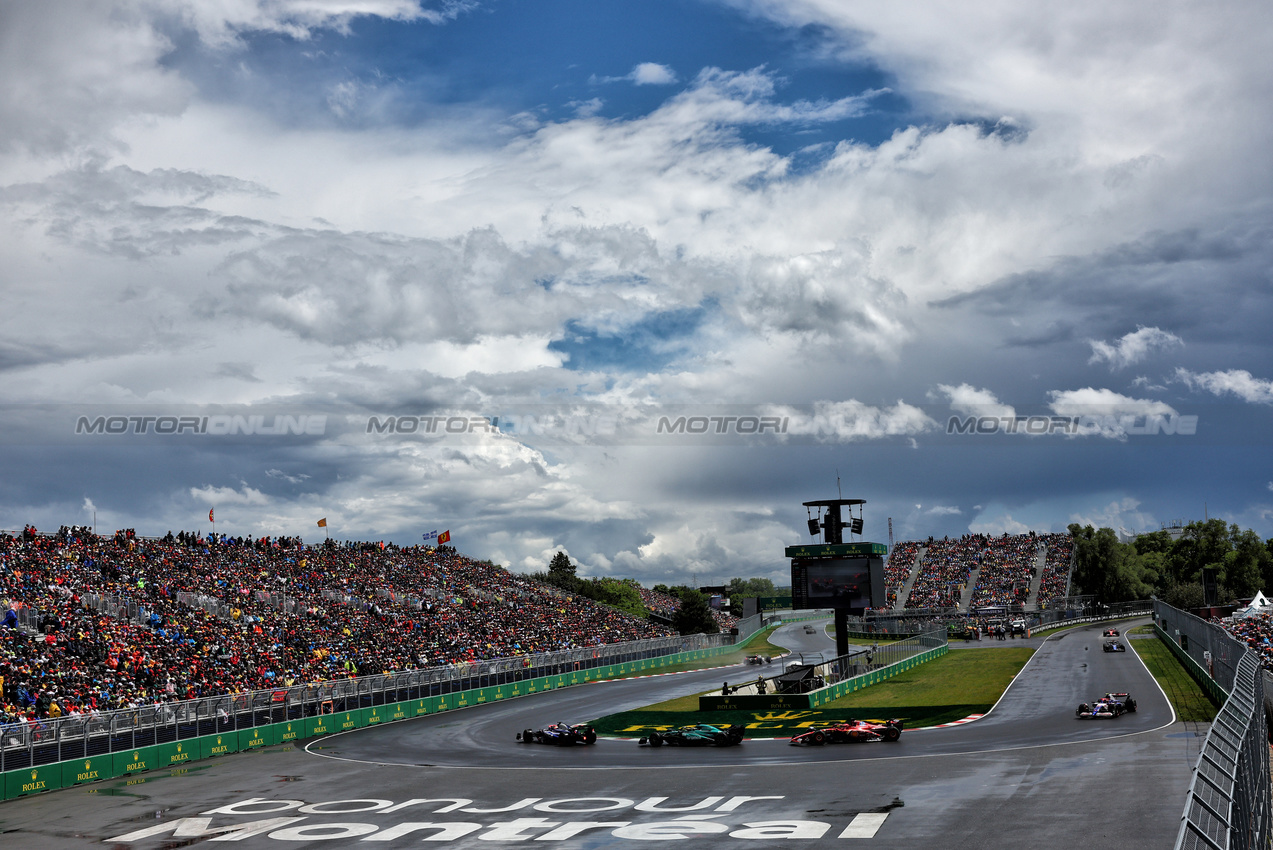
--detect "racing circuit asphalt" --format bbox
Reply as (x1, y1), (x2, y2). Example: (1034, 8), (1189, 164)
(0, 618), (1206, 848)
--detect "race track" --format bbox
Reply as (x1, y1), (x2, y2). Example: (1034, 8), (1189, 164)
(0, 619), (1204, 848)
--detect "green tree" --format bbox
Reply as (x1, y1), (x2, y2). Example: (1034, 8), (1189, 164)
(1068, 524), (1153, 604)
(533, 551), (581, 594)
(584, 577), (647, 618)
(1163, 581), (1204, 610)
(1223, 528), (1268, 599)
(726, 577), (778, 599)
(549, 551), (576, 581)
(672, 588), (720, 635)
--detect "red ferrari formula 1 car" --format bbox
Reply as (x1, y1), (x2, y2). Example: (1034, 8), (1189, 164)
(1103, 627), (1120, 637)
(517, 722), (597, 745)
(789, 719), (903, 745)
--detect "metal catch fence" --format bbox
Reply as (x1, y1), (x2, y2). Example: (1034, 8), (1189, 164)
(1153, 599), (1271, 850)
(1175, 648), (1270, 850)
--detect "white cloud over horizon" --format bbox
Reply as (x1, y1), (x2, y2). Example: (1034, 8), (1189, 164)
(1, 0), (1272, 583)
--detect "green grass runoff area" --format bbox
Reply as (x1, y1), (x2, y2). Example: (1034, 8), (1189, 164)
(1126, 626), (1219, 722)
(589, 618), (1220, 737)
(589, 647), (1034, 737)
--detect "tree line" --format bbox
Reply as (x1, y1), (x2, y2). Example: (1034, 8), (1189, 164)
(1069, 519), (1273, 608)
(532, 552), (782, 635)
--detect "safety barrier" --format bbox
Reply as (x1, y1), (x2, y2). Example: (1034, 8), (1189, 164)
(1153, 600), (1271, 850)
(699, 629), (948, 710)
(1173, 649), (1270, 850)
(0, 622), (771, 802)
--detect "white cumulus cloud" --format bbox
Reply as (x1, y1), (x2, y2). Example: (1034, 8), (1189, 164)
(1176, 368), (1273, 404)
(1087, 326), (1182, 370)
(937, 383), (1017, 421)
(1047, 387), (1178, 439)
(630, 63), (678, 86)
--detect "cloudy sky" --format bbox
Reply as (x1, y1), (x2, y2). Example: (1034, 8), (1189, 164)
(2, 0), (1271, 586)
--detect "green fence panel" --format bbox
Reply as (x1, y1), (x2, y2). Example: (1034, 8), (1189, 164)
(202, 731), (239, 758)
(7, 763), (64, 798)
(305, 714), (337, 739)
(62, 756), (111, 788)
(112, 746), (156, 777)
(0, 638), (784, 800)
(155, 740), (198, 769)
(336, 710), (364, 733)
(239, 725), (273, 751)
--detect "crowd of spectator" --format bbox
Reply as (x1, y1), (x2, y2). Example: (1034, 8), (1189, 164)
(900, 532), (1074, 611)
(0, 527), (675, 724)
(902, 536), (981, 609)
(884, 543), (921, 609)
(967, 534), (1041, 609)
(1225, 612), (1273, 669)
(1036, 533), (1075, 608)
(635, 586), (738, 631)
(637, 587), (679, 619)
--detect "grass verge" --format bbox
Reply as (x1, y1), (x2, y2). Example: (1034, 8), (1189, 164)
(589, 646), (1034, 736)
(1126, 626), (1219, 722)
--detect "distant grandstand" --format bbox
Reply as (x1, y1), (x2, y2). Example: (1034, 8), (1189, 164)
(636, 585), (739, 632)
(883, 531), (1075, 613)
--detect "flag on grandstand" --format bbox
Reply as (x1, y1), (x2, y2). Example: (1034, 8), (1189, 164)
(208, 508), (214, 522)
(438, 530), (451, 544)
(317, 518), (327, 528)
(423, 530), (437, 542)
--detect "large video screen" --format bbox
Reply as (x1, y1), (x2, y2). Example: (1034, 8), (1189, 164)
(791, 557), (884, 610)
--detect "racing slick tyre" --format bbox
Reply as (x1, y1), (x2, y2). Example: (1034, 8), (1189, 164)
(648, 733), (663, 747)
(1127, 699), (1137, 712)
(1076, 704), (1089, 717)
(583, 730), (597, 744)
(521, 730), (535, 743)
(883, 726), (901, 741)
(810, 731), (825, 745)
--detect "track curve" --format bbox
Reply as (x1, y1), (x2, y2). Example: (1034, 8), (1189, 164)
(306, 618), (1173, 769)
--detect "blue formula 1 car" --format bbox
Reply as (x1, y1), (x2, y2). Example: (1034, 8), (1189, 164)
(639, 723), (746, 747)
(1076, 692), (1137, 718)
(517, 722), (597, 745)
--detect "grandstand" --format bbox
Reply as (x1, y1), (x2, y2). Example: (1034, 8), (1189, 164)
(883, 542), (923, 611)
(1035, 533), (1075, 608)
(0, 527), (674, 725)
(897, 532), (1074, 612)
(636, 585), (738, 632)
